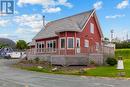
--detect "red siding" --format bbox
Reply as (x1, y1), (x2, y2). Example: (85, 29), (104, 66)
(77, 15), (102, 52)
(59, 32), (75, 37)
(36, 37), (58, 42)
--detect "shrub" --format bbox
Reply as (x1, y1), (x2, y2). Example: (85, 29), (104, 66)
(34, 57), (40, 63)
(90, 60), (95, 65)
(106, 57), (117, 66)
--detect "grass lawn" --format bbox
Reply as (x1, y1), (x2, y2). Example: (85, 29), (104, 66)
(115, 49), (130, 59)
(86, 59), (130, 77)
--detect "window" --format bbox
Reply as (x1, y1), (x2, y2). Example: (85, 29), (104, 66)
(42, 43), (44, 48)
(84, 40), (89, 47)
(96, 42), (99, 50)
(67, 37), (74, 48)
(39, 44), (41, 48)
(90, 23), (94, 34)
(76, 38), (80, 48)
(37, 43), (39, 48)
(46, 40), (56, 48)
(53, 41), (56, 48)
(36, 42), (45, 48)
(60, 38), (65, 48)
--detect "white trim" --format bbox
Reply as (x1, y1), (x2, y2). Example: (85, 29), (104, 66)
(81, 9), (96, 32)
(59, 37), (66, 49)
(93, 13), (103, 37)
(80, 9), (103, 38)
(67, 37), (74, 49)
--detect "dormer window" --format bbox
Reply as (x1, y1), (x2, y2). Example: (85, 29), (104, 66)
(90, 23), (94, 34)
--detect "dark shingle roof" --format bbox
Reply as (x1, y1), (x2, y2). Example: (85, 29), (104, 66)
(33, 9), (94, 40)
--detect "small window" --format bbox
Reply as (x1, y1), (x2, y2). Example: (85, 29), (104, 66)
(41, 42), (45, 48)
(67, 38), (74, 48)
(42, 44), (44, 48)
(37, 43), (39, 48)
(96, 42), (99, 50)
(76, 38), (80, 48)
(53, 41), (56, 48)
(90, 23), (94, 34)
(85, 40), (89, 47)
(39, 44), (41, 48)
(60, 38), (65, 48)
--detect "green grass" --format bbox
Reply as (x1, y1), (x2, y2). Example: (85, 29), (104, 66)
(115, 49), (130, 59)
(86, 59), (130, 77)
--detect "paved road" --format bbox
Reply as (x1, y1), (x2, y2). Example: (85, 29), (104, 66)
(0, 59), (130, 87)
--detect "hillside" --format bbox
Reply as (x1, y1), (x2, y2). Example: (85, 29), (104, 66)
(115, 49), (130, 59)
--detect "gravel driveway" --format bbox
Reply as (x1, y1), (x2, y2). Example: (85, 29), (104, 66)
(0, 59), (130, 87)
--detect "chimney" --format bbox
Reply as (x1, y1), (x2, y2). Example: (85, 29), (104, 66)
(43, 15), (45, 28)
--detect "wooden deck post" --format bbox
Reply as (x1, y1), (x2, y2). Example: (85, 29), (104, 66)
(74, 32), (76, 55)
(65, 32), (67, 55)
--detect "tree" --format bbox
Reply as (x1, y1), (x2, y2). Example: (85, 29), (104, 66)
(0, 43), (8, 48)
(104, 37), (109, 41)
(115, 41), (130, 49)
(16, 40), (27, 50)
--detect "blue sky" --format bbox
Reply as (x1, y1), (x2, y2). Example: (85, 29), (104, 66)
(0, 0), (130, 42)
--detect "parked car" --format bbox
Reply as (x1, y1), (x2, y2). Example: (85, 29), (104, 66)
(7, 52), (26, 59)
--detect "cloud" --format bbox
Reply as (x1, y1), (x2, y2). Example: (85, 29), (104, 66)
(58, 0), (73, 8)
(14, 14), (43, 33)
(117, 0), (129, 9)
(43, 7), (61, 13)
(17, 0), (73, 13)
(93, 1), (103, 10)
(0, 33), (19, 41)
(0, 20), (9, 27)
(105, 14), (125, 19)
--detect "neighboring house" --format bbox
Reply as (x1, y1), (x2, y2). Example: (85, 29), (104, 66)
(28, 9), (114, 65)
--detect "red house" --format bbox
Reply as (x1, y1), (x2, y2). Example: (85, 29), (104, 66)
(28, 9), (114, 65)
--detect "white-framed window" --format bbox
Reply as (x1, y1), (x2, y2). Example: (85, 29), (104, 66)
(60, 38), (66, 49)
(96, 42), (99, 50)
(36, 42), (44, 48)
(42, 42), (45, 48)
(90, 23), (94, 34)
(46, 40), (56, 49)
(36, 42), (45, 53)
(76, 38), (80, 48)
(84, 40), (89, 47)
(67, 37), (74, 49)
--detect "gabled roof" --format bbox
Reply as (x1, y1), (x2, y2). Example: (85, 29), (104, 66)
(33, 9), (103, 40)
(33, 9), (94, 40)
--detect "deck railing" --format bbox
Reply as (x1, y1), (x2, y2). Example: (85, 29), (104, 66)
(27, 46), (114, 56)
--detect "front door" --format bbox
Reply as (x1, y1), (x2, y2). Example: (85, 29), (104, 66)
(76, 38), (80, 53)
